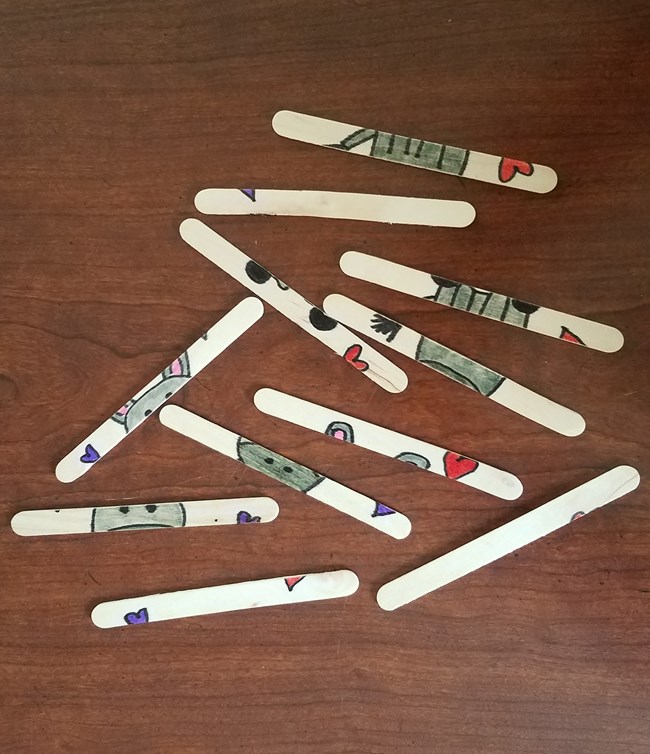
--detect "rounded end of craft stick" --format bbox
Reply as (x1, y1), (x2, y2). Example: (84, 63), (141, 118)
(500, 475), (524, 501)
(54, 458), (80, 484)
(559, 412), (587, 437)
(599, 328), (625, 353)
(457, 202), (477, 227)
(158, 404), (182, 429)
(179, 217), (205, 242)
(538, 167), (559, 193)
(376, 584), (402, 612)
(10, 513), (28, 536)
(90, 604), (114, 629)
(390, 515), (412, 540)
(194, 190), (211, 214)
(271, 110), (295, 137)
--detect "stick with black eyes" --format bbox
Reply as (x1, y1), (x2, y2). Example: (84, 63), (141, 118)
(11, 497), (279, 536)
(159, 405), (412, 539)
(340, 252), (624, 353)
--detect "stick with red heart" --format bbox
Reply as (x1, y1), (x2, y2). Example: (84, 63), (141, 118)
(253, 388), (523, 501)
(272, 110), (558, 193)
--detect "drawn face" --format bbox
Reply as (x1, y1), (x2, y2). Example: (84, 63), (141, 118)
(236, 439), (323, 493)
(111, 353), (191, 432)
(92, 503), (186, 532)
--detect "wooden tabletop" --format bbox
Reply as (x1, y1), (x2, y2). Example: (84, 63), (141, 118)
(1, 1), (648, 752)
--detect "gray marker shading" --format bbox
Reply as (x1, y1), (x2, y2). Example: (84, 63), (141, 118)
(325, 421), (355, 443)
(415, 337), (505, 397)
(91, 502), (187, 532)
(427, 277), (539, 328)
(395, 452), (431, 470)
(332, 128), (470, 176)
(236, 439), (324, 493)
(111, 352), (192, 432)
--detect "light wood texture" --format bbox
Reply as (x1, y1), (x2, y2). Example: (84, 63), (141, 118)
(1, 2), (649, 752)
(378, 466), (640, 610)
(159, 406), (412, 539)
(340, 251), (625, 352)
(324, 293), (586, 436)
(272, 110), (558, 193)
(180, 219), (408, 393)
(92, 569), (360, 628)
(254, 387), (523, 499)
(11, 497), (278, 536)
(195, 189), (476, 227)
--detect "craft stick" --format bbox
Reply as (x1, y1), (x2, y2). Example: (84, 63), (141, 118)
(159, 405), (411, 539)
(92, 569), (359, 628)
(254, 388), (523, 501)
(272, 110), (558, 194)
(377, 465), (640, 611)
(179, 219), (407, 393)
(11, 497), (278, 537)
(194, 189), (475, 228)
(55, 297), (264, 483)
(323, 294), (585, 437)
(340, 252), (624, 353)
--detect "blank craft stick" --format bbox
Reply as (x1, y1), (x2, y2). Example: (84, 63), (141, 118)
(324, 294), (585, 437)
(194, 189), (475, 228)
(377, 465), (640, 611)
(179, 219), (407, 393)
(55, 297), (264, 483)
(254, 388), (523, 501)
(92, 569), (359, 628)
(11, 497), (278, 537)
(159, 405), (411, 539)
(272, 110), (558, 194)
(341, 252), (624, 353)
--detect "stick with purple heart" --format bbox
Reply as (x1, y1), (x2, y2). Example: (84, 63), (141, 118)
(55, 297), (263, 483)
(92, 570), (360, 628)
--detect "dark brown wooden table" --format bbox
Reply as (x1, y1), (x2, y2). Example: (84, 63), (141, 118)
(1, 2), (648, 751)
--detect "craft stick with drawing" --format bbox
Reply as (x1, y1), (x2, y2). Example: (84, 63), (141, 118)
(254, 388), (523, 501)
(323, 295), (585, 436)
(11, 497), (279, 537)
(92, 569), (359, 628)
(55, 297), (264, 483)
(272, 110), (558, 194)
(340, 252), (624, 353)
(194, 189), (475, 228)
(159, 405), (411, 539)
(377, 465), (640, 611)
(179, 219), (407, 393)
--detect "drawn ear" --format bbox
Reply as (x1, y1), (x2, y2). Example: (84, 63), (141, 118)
(110, 403), (131, 425)
(164, 352), (191, 379)
(395, 451), (431, 470)
(169, 358), (183, 376)
(325, 421), (355, 444)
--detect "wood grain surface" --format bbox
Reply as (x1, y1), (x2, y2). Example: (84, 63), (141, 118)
(1, 1), (648, 752)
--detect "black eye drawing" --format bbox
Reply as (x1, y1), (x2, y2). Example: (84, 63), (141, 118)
(245, 260), (289, 290)
(264, 457), (275, 465)
(283, 466), (293, 473)
(370, 314), (401, 343)
(144, 409), (152, 417)
(511, 299), (540, 315)
(165, 392), (172, 399)
(146, 505), (157, 513)
(119, 506), (130, 514)
(309, 308), (338, 331)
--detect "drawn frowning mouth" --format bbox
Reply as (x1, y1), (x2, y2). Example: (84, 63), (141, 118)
(106, 523), (176, 531)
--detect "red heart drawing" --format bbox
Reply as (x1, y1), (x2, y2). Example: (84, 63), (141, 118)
(498, 157), (534, 183)
(559, 326), (584, 345)
(344, 344), (369, 371)
(443, 451), (478, 480)
(284, 575), (306, 592)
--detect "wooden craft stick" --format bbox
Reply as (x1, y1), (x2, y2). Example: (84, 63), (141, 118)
(323, 294), (585, 436)
(194, 189), (475, 228)
(159, 405), (411, 539)
(11, 497), (278, 537)
(179, 219), (407, 393)
(272, 110), (558, 194)
(92, 569), (359, 628)
(55, 297), (264, 483)
(254, 388), (523, 500)
(377, 465), (640, 611)
(340, 252), (624, 353)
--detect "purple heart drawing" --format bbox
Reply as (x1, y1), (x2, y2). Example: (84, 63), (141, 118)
(124, 607), (149, 625)
(237, 510), (262, 524)
(239, 188), (256, 201)
(80, 444), (100, 464)
(372, 502), (396, 517)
